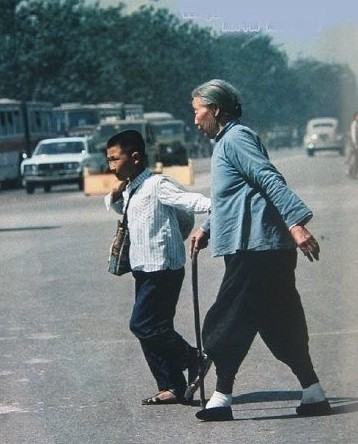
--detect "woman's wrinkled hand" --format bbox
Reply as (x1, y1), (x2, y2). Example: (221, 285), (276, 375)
(189, 228), (209, 258)
(290, 225), (320, 262)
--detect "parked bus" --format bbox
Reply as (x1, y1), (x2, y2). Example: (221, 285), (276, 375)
(53, 102), (144, 136)
(0, 99), (55, 186)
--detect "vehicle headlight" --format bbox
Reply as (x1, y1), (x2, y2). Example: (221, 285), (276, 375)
(65, 162), (80, 170)
(23, 164), (38, 174)
(311, 134), (318, 141)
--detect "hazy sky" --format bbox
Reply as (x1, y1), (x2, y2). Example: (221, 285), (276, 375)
(95, 0), (358, 79)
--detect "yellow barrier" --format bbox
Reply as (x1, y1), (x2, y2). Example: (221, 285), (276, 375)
(83, 169), (118, 196)
(83, 160), (194, 196)
(161, 160), (194, 187)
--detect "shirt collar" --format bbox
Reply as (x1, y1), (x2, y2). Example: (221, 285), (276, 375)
(214, 119), (240, 142)
(127, 168), (152, 192)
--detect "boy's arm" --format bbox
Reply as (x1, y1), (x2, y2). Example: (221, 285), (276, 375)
(157, 176), (211, 213)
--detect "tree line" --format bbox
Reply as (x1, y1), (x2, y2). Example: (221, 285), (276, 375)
(1, 0), (357, 138)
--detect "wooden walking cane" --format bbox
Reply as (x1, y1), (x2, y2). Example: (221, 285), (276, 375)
(191, 248), (206, 407)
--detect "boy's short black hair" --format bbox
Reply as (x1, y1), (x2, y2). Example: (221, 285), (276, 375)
(106, 130), (145, 157)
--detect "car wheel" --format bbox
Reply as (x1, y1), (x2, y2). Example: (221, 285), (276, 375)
(78, 176), (84, 191)
(338, 148), (345, 156)
(44, 184), (51, 193)
(307, 150), (315, 157)
(25, 182), (35, 194)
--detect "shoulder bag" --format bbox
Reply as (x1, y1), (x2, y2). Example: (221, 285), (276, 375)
(108, 187), (137, 276)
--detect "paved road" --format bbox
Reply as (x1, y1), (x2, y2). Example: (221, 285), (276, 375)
(1, 149), (357, 443)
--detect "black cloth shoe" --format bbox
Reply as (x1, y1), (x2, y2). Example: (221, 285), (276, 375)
(296, 399), (332, 416)
(184, 354), (212, 401)
(196, 406), (233, 421)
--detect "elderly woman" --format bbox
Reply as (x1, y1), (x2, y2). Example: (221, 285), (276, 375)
(190, 79), (331, 421)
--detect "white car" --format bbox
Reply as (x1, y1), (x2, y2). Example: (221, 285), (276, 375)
(21, 136), (99, 194)
(304, 117), (344, 157)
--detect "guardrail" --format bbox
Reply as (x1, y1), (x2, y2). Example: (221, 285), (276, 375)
(83, 160), (195, 196)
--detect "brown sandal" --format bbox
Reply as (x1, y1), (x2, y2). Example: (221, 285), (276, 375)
(141, 389), (181, 405)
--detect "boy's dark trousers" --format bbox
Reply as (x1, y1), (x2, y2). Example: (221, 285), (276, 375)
(130, 267), (196, 395)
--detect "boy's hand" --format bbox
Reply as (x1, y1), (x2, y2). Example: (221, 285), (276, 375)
(111, 180), (127, 202)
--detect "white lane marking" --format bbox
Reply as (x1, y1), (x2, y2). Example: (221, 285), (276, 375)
(310, 329), (358, 337)
(0, 371), (13, 376)
(23, 358), (53, 365)
(26, 333), (59, 340)
(0, 404), (26, 414)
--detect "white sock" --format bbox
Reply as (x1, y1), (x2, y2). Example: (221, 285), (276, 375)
(301, 382), (326, 404)
(205, 391), (232, 409)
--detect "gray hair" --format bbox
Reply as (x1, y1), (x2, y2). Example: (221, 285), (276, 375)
(191, 79), (242, 119)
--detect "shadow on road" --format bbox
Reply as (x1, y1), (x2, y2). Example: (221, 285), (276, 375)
(0, 225), (61, 232)
(233, 390), (302, 404)
(225, 391), (358, 421)
(189, 390), (358, 417)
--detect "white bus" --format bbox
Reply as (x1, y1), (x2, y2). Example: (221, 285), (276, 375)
(53, 102), (144, 136)
(0, 99), (55, 186)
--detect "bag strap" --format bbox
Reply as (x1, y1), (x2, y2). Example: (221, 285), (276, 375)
(122, 186), (139, 229)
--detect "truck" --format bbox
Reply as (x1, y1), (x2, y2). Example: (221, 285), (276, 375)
(143, 112), (189, 166)
(89, 117), (159, 171)
(86, 111), (190, 173)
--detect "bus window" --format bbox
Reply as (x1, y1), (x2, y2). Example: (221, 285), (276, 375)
(87, 137), (97, 154)
(13, 110), (22, 133)
(0, 112), (7, 135)
(40, 111), (49, 132)
(35, 111), (41, 131)
(29, 110), (41, 133)
(6, 112), (14, 134)
(145, 123), (155, 144)
(69, 110), (97, 128)
(56, 115), (66, 133)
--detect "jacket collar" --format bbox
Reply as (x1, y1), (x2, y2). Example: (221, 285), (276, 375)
(215, 119), (240, 142)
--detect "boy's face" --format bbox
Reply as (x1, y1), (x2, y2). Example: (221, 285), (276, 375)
(106, 145), (138, 181)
